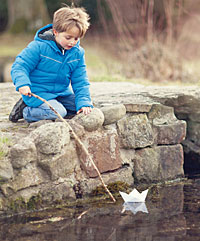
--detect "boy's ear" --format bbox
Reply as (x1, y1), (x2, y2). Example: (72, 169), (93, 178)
(53, 29), (58, 36)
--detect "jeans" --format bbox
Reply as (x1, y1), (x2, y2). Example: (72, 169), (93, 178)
(23, 94), (76, 123)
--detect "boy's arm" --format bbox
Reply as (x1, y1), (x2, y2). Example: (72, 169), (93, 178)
(11, 41), (40, 92)
(70, 49), (93, 112)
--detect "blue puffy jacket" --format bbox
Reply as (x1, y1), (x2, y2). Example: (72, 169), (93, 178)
(11, 24), (93, 111)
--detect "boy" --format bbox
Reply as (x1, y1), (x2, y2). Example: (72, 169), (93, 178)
(9, 6), (93, 123)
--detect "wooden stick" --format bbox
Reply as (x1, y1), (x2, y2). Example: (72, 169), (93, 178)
(30, 92), (116, 203)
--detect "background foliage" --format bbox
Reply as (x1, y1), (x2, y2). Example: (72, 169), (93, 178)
(0, 0), (200, 83)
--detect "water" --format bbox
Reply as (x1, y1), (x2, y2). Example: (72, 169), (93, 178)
(0, 178), (200, 241)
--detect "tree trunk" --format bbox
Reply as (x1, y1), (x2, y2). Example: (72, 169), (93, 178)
(163, 0), (174, 45)
(147, 0), (154, 42)
(7, 0), (50, 33)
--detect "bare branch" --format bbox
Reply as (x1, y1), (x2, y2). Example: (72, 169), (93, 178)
(30, 92), (116, 203)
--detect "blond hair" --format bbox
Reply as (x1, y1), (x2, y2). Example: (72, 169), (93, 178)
(53, 6), (90, 38)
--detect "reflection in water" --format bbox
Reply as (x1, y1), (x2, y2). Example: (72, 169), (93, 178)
(122, 202), (148, 215)
(0, 179), (200, 241)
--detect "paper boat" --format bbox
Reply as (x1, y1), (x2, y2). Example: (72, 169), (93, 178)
(122, 202), (148, 215)
(119, 188), (148, 203)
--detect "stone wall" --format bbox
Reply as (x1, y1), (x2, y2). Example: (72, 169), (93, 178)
(0, 99), (186, 211)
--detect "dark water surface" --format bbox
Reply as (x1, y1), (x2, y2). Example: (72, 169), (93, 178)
(0, 178), (200, 241)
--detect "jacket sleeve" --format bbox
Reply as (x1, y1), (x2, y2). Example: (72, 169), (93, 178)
(70, 49), (93, 111)
(11, 41), (40, 91)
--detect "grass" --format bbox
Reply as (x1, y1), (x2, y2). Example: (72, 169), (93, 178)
(0, 136), (12, 159)
(0, 32), (32, 57)
(1, 32), (200, 85)
(183, 60), (200, 80)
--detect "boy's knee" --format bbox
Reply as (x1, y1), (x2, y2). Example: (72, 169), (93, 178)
(48, 100), (67, 118)
(54, 105), (67, 117)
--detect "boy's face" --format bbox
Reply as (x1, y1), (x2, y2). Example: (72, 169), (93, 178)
(53, 26), (80, 50)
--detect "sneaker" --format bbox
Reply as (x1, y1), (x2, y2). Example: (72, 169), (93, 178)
(9, 98), (27, 122)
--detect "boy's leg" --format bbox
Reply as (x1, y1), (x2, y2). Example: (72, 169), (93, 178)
(23, 99), (67, 123)
(56, 94), (76, 116)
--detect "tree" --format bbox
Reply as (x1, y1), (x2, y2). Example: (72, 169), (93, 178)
(102, 0), (185, 47)
(7, 0), (50, 33)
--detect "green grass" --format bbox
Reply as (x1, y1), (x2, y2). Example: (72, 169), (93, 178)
(0, 33), (33, 57)
(0, 136), (12, 159)
(84, 42), (130, 82)
(1, 32), (200, 85)
(0, 46), (23, 57)
(183, 60), (200, 80)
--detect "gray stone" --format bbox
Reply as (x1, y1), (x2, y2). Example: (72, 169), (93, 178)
(188, 113), (200, 122)
(16, 186), (40, 203)
(100, 104), (126, 125)
(82, 166), (134, 194)
(133, 145), (184, 183)
(2, 82), (200, 209)
(153, 121), (186, 145)
(10, 137), (37, 169)
(79, 129), (122, 177)
(73, 108), (104, 131)
(117, 114), (154, 149)
(187, 121), (200, 146)
(67, 119), (85, 138)
(0, 158), (13, 181)
(1, 163), (44, 195)
(133, 147), (160, 183)
(148, 104), (177, 123)
(124, 103), (152, 113)
(30, 122), (70, 154)
(28, 120), (53, 129)
(38, 142), (79, 180)
(148, 104), (186, 144)
(40, 177), (76, 202)
(120, 148), (135, 167)
(159, 145), (184, 180)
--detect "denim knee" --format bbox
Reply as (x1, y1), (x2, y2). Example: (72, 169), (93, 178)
(48, 100), (67, 118)
(23, 100), (67, 122)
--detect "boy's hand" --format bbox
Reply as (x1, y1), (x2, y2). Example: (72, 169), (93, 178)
(19, 86), (31, 97)
(77, 107), (92, 115)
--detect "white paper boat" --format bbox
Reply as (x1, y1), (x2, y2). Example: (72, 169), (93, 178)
(119, 188), (148, 203)
(122, 202), (148, 215)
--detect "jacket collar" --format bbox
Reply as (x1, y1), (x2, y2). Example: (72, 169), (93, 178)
(35, 24), (81, 54)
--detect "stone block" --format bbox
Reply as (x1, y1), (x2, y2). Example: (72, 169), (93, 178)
(0, 158), (13, 181)
(40, 178), (76, 202)
(100, 104), (126, 125)
(159, 145), (184, 180)
(30, 122), (70, 154)
(153, 121), (186, 145)
(117, 113), (154, 149)
(120, 148), (135, 167)
(79, 130), (122, 177)
(82, 166), (134, 194)
(10, 137), (37, 169)
(73, 108), (104, 131)
(148, 103), (186, 144)
(187, 121), (200, 146)
(188, 113), (200, 123)
(67, 119), (85, 138)
(124, 103), (152, 113)
(133, 145), (184, 183)
(1, 163), (44, 195)
(148, 104), (177, 123)
(38, 142), (79, 180)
